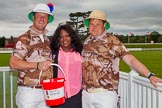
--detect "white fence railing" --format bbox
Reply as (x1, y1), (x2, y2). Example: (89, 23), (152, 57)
(0, 67), (16, 108)
(119, 70), (162, 108)
(0, 67), (162, 108)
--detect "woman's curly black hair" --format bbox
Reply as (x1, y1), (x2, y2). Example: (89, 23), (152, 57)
(50, 24), (83, 54)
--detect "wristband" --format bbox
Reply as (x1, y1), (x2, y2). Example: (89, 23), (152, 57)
(37, 62), (39, 70)
(146, 72), (155, 79)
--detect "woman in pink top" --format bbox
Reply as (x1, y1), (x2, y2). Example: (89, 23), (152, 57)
(50, 24), (83, 108)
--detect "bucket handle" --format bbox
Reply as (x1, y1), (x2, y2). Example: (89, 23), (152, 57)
(38, 63), (66, 85)
(50, 63), (66, 80)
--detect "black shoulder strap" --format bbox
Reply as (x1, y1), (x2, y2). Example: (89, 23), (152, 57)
(53, 51), (59, 78)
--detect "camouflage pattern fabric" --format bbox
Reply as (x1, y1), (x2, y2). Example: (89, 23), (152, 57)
(12, 28), (53, 87)
(82, 31), (129, 91)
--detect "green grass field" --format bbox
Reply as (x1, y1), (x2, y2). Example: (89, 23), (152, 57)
(125, 43), (162, 48)
(120, 50), (162, 78)
(1, 50), (162, 77)
(0, 53), (11, 66)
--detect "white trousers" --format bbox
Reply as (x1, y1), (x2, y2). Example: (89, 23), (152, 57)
(16, 86), (49, 108)
(82, 90), (118, 108)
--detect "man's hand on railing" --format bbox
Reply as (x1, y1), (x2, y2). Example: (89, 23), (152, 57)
(149, 76), (162, 88)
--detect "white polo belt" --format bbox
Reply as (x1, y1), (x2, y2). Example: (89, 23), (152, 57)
(86, 87), (108, 93)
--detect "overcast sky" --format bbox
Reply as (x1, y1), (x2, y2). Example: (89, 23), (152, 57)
(0, 0), (162, 38)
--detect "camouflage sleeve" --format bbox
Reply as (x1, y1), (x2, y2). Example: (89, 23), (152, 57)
(12, 34), (29, 60)
(110, 35), (130, 57)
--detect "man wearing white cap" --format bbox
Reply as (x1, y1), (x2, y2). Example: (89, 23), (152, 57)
(82, 10), (162, 108)
(10, 3), (54, 108)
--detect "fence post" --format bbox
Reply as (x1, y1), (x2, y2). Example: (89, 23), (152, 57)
(128, 69), (139, 108)
(157, 83), (162, 107)
(3, 71), (6, 108)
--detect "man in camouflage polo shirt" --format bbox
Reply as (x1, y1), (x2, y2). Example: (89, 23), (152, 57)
(10, 3), (54, 108)
(82, 10), (162, 108)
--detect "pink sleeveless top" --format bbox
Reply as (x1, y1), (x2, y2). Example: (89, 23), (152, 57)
(58, 48), (82, 98)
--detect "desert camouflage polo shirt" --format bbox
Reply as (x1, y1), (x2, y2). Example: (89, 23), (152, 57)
(82, 31), (129, 91)
(12, 27), (53, 87)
